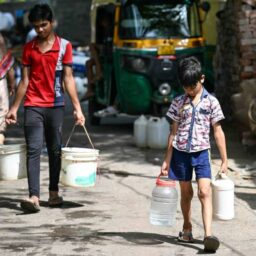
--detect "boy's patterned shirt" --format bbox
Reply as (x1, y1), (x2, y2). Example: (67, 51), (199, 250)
(166, 89), (225, 152)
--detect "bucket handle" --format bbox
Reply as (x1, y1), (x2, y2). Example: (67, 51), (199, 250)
(65, 124), (95, 149)
(214, 172), (228, 181)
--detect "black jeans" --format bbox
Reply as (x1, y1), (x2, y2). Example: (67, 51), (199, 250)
(24, 107), (64, 198)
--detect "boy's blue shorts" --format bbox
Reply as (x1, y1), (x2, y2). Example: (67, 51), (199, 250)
(168, 148), (211, 181)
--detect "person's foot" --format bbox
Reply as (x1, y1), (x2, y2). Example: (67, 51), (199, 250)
(20, 196), (40, 213)
(94, 106), (118, 117)
(177, 230), (194, 243)
(48, 191), (63, 207)
(204, 236), (220, 252)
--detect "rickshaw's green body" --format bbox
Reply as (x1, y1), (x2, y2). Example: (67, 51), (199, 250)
(90, 0), (212, 121)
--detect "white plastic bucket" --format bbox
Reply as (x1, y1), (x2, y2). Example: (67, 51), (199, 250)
(60, 147), (99, 187)
(0, 144), (27, 180)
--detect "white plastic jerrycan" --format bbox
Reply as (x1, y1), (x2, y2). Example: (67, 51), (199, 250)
(212, 173), (235, 220)
(134, 115), (148, 147)
(147, 117), (169, 149)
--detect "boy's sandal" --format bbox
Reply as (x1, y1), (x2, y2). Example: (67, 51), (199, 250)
(48, 196), (63, 207)
(204, 236), (220, 252)
(178, 231), (194, 243)
(20, 198), (40, 213)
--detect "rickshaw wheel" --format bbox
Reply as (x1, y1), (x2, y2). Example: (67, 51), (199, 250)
(88, 97), (102, 126)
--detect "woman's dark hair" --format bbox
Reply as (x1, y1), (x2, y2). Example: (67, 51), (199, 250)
(28, 4), (53, 23)
(177, 56), (203, 87)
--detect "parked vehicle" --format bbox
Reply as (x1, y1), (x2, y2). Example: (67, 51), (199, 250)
(89, 0), (211, 125)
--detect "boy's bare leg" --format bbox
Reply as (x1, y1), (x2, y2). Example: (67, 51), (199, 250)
(197, 178), (212, 237)
(179, 181), (193, 233)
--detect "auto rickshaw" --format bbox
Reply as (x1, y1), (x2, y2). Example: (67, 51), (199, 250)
(88, 0), (211, 125)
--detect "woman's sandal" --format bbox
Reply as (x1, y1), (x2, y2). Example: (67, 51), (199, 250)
(178, 231), (194, 243)
(48, 196), (63, 207)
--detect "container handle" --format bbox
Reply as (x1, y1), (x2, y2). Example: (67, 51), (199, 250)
(65, 124), (95, 149)
(214, 172), (228, 180)
(156, 174), (176, 186)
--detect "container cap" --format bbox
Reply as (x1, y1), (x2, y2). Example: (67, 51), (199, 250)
(156, 175), (176, 187)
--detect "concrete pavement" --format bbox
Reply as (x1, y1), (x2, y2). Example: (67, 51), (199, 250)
(0, 111), (256, 256)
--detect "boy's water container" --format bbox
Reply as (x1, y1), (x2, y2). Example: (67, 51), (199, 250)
(149, 176), (178, 226)
(134, 115), (148, 147)
(212, 173), (235, 220)
(147, 117), (170, 149)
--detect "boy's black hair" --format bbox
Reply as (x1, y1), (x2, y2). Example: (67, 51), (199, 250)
(177, 56), (203, 88)
(28, 4), (53, 23)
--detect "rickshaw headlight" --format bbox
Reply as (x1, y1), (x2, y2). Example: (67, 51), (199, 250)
(131, 58), (146, 72)
(122, 55), (148, 73)
(159, 83), (171, 96)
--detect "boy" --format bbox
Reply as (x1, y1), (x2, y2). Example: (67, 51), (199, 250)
(161, 56), (228, 252)
(5, 4), (85, 213)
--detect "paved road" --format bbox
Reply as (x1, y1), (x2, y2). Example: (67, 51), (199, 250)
(0, 110), (255, 256)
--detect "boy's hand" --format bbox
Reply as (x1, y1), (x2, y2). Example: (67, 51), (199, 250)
(220, 161), (228, 174)
(73, 110), (85, 126)
(161, 160), (169, 176)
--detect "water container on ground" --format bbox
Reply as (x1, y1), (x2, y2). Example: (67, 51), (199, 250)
(147, 117), (169, 149)
(134, 115), (148, 147)
(149, 175), (178, 226)
(212, 173), (235, 220)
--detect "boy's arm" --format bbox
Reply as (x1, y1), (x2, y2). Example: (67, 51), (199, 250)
(63, 65), (85, 126)
(161, 121), (178, 176)
(213, 122), (228, 174)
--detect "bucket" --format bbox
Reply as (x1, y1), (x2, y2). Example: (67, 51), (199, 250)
(60, 125), (99, 187)
(60, 147), (99, 187)
(0, 144), (27, 180)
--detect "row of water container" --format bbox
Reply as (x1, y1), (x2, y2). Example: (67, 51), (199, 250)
(134, 115), (170, 149)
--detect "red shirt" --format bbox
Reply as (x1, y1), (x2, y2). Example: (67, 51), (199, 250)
(22, 35), (73, 107)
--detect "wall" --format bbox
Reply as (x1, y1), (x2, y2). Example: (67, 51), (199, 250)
(214, 0), (256, 143)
